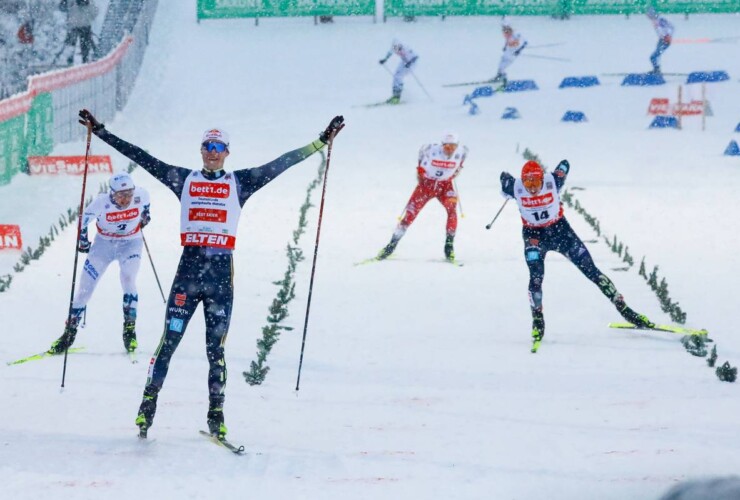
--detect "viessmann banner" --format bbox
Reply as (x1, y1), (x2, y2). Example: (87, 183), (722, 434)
(26, 155), (114, 176)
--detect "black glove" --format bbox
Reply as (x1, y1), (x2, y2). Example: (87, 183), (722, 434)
(78, 109), (104, 133)
(379, 58), (388, 65)
(319, 116), (345, 144)
(500, 171), (515, 192)
(77, 236), (91, 253)
(514, 49), (522, 56)
(554, 159), (570, 177)
(140, 209), (151, 228)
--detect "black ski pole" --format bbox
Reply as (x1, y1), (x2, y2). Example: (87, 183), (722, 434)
(485, 199), (509, 230)
(296, 123), (345, 392)
(141, 230), (166, 303)
(61, 123), (93, 388)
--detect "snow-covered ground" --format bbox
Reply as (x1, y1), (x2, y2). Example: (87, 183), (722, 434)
(1, 2), (739, 499)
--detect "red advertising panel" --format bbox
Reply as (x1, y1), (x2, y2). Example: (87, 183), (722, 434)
(0, 225), (23, 250)
(27, 155), (113, 175)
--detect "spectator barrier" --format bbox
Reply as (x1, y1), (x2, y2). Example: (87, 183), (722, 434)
(0, 0), (158, 186)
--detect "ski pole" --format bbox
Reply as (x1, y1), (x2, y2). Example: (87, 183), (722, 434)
(141, 230), (166, 303)
(296, 122), (345, 392)
(485, 199), (509, 230)
(526, 42), (566, 49)
(409, 69), (434, 101)
(61, 123), (93, 388)
(521, 53), (571, 62)
(453, 180), (464, 218)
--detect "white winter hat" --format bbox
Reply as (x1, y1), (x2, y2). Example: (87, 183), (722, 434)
(441, 131), (459, 145)
(109, 172), (134, 192)
(202, 128), (230, 147)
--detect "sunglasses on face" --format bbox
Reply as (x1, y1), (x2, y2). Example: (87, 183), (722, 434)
(202, 141), (228, 153)
(523, 177), (543, 191)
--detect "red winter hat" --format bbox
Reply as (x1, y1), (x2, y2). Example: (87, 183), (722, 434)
(521, 160), (544, 181)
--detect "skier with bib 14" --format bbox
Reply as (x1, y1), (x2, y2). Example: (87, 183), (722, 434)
(500, 159), (653, 353)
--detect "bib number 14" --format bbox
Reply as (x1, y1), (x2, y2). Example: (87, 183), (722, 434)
(532, 210), (550, 221)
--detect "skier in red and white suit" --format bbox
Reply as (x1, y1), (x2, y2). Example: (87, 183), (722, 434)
(377, 132), (467, 262)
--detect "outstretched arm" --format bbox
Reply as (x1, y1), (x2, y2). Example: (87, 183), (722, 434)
(78, 109), (191, 198)
(234, 116), (345, 205)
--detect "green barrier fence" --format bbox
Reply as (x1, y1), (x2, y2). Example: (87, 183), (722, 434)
(197, 0), (740, 19)
(0, 115), (26, 186)
(386, 0), (740, 18)
(26, 93), (54, 158)
(197, 0), (374, 19)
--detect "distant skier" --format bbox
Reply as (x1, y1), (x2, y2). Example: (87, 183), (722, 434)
(77, 109), (344, 440)
(49, 172), (151, 355)
(377, 132), (467, 263)
(646, 7), (674, 75)
(500, 160), (654, 353)
(491, 19), (527, 87)
(379, 38), (419, 104)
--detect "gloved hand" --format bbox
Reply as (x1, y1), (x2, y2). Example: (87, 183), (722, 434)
(140, 209), (151, 228)
(554, 159), (570, 177)
(78, 236), (91, 253)
(514, 48), (522, 56)
(379, 58), (388, 65)
(319, 115), (345, 144)
(500, 171), (515, 192)
(78, 109), (104, 133)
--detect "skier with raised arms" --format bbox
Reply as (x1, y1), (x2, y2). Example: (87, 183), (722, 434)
(77, 109), (344, 441)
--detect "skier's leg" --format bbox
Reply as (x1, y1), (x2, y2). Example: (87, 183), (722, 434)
(650, 39), (669, 73)
(439, 187), (458, 260)
(202, 254), (234, 438)
(118, 239), (143, 351)
(523, 230), (547, 351)
(392, 62), (411, 100)
(494, 52), (514, 83)
(378, 184), (432, 259)
(136, 253), (200, 434)
(560, 224), (653, 327)
(49, 239), (113, 353)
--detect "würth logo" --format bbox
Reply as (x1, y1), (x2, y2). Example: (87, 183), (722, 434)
(174, 293), (187, 306)
(190, 182), (230, 198)
(522, 193), (554, 208)
(189, 208), (227, 223)
(106, 208), (139, 222)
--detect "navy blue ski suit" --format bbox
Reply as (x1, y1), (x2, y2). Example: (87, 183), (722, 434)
(95, 128), (326, 424)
